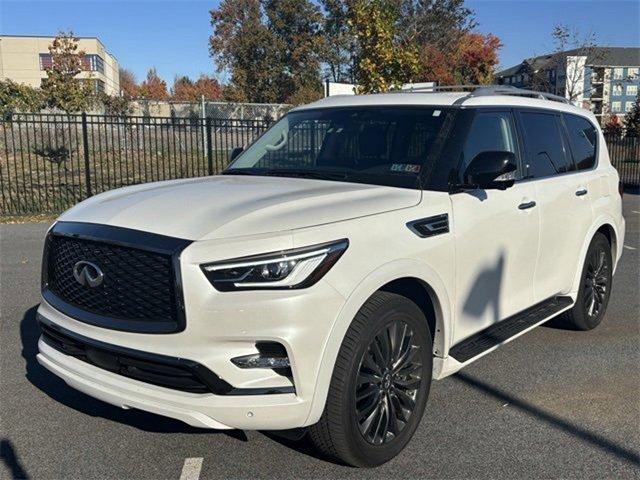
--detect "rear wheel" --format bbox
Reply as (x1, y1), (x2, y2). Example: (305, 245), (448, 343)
(308, 291), (432, 467)
(563, 232), (612, 330)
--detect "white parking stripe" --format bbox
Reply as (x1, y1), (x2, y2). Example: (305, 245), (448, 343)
(623, 245), (637, 251)
(631, 210), (640, 214)
(180, 458), (203, 480)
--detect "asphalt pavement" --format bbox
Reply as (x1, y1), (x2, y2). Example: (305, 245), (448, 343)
(1, 195), (639, 479)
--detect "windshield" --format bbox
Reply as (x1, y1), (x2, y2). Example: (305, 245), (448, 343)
(224, 107), (455, 189)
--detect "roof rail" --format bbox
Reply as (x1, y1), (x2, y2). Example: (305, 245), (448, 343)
(396, 84), (478, 93)
(391, 84), (571, 104)
(465, 85), (571, 104)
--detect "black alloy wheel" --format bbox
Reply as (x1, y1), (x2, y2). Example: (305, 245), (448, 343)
(583, 246), (609, 320)
(563, 232), (613, 330)
(308, 291), (432, 467)
(355, 320), (423, 445)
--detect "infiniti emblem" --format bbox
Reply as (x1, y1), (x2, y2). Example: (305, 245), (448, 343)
(72, 261), (104, 288)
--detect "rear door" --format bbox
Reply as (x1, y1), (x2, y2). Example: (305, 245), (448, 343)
(450, 109), (540, 345)
(516, 109), (594, 302)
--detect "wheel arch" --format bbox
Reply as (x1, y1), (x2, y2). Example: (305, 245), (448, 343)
(378, 277), (445, 357)
(570, 216), (621, 295)
(596, 223), (618, 262)
(304, 259), (452, 426)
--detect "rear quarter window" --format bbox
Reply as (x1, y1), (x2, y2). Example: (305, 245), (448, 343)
(563, 114), (598, 170)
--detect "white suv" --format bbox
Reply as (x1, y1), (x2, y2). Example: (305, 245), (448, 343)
(37, 87), (625, 467)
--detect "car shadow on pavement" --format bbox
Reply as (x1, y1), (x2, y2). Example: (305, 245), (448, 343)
(19, 305), (247, 441)
(454, 371), (640, 467)
(0, 439), (29, 480)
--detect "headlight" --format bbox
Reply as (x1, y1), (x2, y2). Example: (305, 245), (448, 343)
(201, 239), (348, 291)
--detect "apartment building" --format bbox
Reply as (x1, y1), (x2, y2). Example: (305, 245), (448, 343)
(496, 47), (640, 123)
(0, 35), (120, 96)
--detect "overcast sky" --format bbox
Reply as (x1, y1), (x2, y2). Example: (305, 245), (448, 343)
(1, 0), (639, 84)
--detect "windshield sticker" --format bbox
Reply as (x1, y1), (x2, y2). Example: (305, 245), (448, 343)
(391, 164), (421, 174)
(433, 110), (441, 117)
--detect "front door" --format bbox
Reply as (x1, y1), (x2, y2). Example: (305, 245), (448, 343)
(450, 110), (540, 346)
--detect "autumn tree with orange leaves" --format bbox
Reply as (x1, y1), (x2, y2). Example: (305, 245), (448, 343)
(138, 68), (169, 100)
(419, 32), (502, 85)
(118, 68), (139, 98)
(172, 75), (223, 101)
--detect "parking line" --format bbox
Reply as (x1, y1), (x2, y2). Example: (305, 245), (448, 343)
(179, 458), (203, 480)
(624, 245), (637, 251)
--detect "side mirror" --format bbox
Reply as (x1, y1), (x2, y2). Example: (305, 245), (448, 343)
(229, 146), (244, 163)
(464, 151), (517, 190)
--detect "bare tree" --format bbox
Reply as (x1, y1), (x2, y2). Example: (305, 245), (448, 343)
(522, 25), (606, 104)
(550, 25), (606, 103)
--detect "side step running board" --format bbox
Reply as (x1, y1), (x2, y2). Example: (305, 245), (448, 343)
(449, 296), (573, 363)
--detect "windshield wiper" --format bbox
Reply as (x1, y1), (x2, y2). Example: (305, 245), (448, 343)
(260, 169), (348, 181)
(221, 168), (263, 176)
(223, 167), (348, 181)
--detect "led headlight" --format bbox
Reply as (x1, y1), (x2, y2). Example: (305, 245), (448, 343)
(201, 239), (349, 291)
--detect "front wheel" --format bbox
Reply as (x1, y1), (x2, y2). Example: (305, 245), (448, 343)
(308, 291), (432, 467)
(563, 232), (613, 330)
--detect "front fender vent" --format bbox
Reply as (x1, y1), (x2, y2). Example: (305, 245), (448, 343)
(407, 214), (449, 238)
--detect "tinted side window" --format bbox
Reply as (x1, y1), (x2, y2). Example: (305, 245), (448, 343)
(563, 114), (597, 170)
(462, 111), (519, 173)
(519, 112), (573, 178)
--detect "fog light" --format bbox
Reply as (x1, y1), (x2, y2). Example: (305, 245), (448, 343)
(232, 353), (290, 369)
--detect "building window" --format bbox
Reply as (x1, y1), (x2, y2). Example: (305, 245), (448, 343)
(626, 102), (635, 112)
(89, 55), (105, 74)
(613, 68), (624, 80)
(39, 54), (52, 70)
(611, 101), (622, 112)
(80, 54), (105, 73)
(627, 85), (638, 96)
(93, 79), (105, 93)
(39, 53), (104, 73)
(613, 84), (623, 96)
(628, 68), (639, 79)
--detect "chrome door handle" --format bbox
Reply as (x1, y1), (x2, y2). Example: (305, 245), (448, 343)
(575, 188), (588, 196)
(518, 201), (537, 210)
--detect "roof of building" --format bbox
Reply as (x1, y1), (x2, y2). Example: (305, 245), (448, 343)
(0, 34), (117, 61)
(497, 47), (640, 77)
(293, 90), (595, 120)
(0, 34), (102, 41)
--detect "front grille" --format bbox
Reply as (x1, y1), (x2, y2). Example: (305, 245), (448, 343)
(43, 222), (191, 333)
(47, 235), (176, 322)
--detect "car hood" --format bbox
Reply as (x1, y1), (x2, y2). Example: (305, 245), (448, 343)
(58, 175), (421, 240)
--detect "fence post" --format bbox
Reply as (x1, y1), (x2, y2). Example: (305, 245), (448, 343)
(81, 112), (92, 197)
(206, 116), (214, 175)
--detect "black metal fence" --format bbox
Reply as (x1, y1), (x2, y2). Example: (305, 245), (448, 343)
(1, 113), (639, 215)
(606, 135), (640, 189)
(0, 113), (271, 214)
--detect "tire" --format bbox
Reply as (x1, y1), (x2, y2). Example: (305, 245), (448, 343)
(563, 232), (613, 331)
(308, 291), (433, 467)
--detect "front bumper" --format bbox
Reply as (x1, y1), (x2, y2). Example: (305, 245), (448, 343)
(36, 267), (347, 429)
(38, 338), (304, 429)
